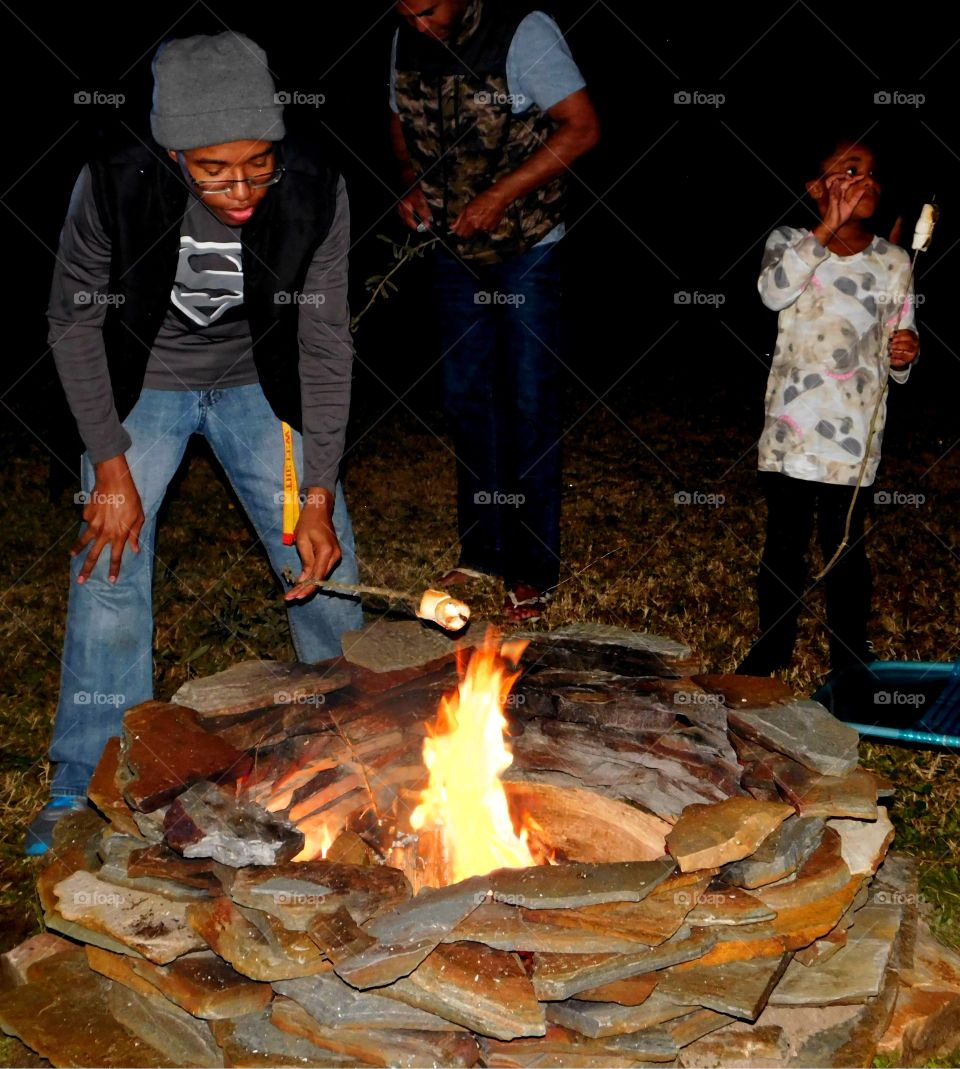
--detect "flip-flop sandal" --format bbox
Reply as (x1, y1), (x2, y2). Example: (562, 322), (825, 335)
(437, 567), (494, 587)
(503, 587), (552, 624)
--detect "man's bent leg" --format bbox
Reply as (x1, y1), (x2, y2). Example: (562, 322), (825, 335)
(49, 390), (196, 797)
(203, 385), (362, 663)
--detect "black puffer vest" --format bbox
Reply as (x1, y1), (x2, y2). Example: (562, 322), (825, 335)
(88, 138), (339, 429)
(394, 0), (565, 265)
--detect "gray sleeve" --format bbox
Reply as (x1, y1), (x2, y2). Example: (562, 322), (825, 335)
(506, 12), (587, 114)
(298, 175), (354, 491)
(47, 166), (131, 463)
(389, 29), (399, 114)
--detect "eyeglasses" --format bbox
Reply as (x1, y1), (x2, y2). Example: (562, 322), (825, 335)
(191, 167), (285, 196)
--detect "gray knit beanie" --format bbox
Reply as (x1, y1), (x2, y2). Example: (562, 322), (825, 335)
(151, 32), (285, 150)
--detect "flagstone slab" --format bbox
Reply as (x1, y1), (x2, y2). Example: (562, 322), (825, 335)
(657, 953), (792, 1019)
(86, 946), (273, 1019)
(532, 928), (717, 1001)
(308, 905), (378, 963)
(523, 623), (692, 662)
(186, 897), (326, 981)
(488, 857), (677, 910)
(828, 807), (895, 876)
(164, 780), (304, 867)
(381, 941), (545, 1039)
(769, 900), (902, 1005)
(88, 736), (144, 837)
(676, 1021), (789, 1067)
(270, 996), (482, 1067)
(273, 973), (467, 1031)
(667, 1008), (738, 1048)
(0, 948), (181, 1067)
(35, 806), (105, 911)
(128, 843), (225, 892)
(544, 989), (695, 1038)
(53, 870), (206, 963)
(226, 859), (411, 930)
(727, 702), (860, 777)
(719, 815), (825, 889)
(98, 834), (217, 901)
(667, 797), (793, 872)
(685, 886), (777, 926)
(122, 702), (251, 812)
(794, 926), (849, 968)
(0, 932), (75, 987)
(105, 982), (225, 1067)
(575, 972), (659, 1006)
(340, 619), (479, 673)
(331, 874), (489, 988)
(773, 762), (879, 820)
(173, 659), (351, 718)
(481, 1021), (679, 1065)
(209, 1010), (361, 1067)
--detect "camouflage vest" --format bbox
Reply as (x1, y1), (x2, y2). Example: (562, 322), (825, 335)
(394, 1), (566, 265)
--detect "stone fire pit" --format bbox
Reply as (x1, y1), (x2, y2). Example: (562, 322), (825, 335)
(3, 622), (960, 1067)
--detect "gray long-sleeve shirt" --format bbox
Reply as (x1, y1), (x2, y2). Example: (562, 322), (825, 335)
(47, 169), (354, 490)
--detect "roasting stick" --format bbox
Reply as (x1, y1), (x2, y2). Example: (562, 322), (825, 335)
(281, 572), (471, 631)
(816, 201), (938, 581)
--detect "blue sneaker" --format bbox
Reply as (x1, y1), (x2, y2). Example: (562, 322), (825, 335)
(24, 796), (88, 857)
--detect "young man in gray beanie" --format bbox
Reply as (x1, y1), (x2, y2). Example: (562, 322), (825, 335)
(25, 31), (363, 853)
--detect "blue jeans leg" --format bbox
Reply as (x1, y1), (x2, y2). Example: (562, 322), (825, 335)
(497, 244), (563, 590)
(202, 384), (362, 663)
(50, 390), (196, 798)
(436, 252), (503, 576)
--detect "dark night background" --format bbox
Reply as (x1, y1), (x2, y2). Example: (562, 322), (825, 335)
(2, 1), (959, 494)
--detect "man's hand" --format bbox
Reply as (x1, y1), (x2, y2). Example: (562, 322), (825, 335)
(72, 454), (145, 584)
(450, 186), (511, 238)
(284, 486), (342, 601)
(889, 329), (920, 370)
(397, 185), (433, 231)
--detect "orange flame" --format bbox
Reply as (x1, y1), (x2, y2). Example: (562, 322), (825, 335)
(410, 634), (534, 883)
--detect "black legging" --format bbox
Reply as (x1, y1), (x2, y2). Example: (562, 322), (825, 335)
(747, 471), (871, 672)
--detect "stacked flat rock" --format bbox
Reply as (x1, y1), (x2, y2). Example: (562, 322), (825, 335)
(2, 626), (953, 1067)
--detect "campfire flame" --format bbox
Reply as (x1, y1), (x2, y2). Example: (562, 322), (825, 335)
(410, 635), (535, 884)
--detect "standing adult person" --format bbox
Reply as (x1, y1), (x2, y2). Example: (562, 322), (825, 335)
(390, 0), (600, 622)
(26, 31), (362, 854)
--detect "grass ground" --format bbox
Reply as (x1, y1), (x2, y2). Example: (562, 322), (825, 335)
(1, 378), (959, 1057)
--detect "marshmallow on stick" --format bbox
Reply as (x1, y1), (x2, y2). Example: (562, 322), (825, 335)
(912, 202), (938, 251)
(417, 589), (471, 631)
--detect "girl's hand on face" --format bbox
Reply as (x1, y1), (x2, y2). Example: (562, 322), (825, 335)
(823, 173), (871, 231)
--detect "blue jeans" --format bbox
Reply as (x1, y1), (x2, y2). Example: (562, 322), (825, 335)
(435, 243), (563, 590)
(50, 384), (362, 798)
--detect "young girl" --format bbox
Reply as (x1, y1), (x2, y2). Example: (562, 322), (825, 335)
(738, 137), (920, 676)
